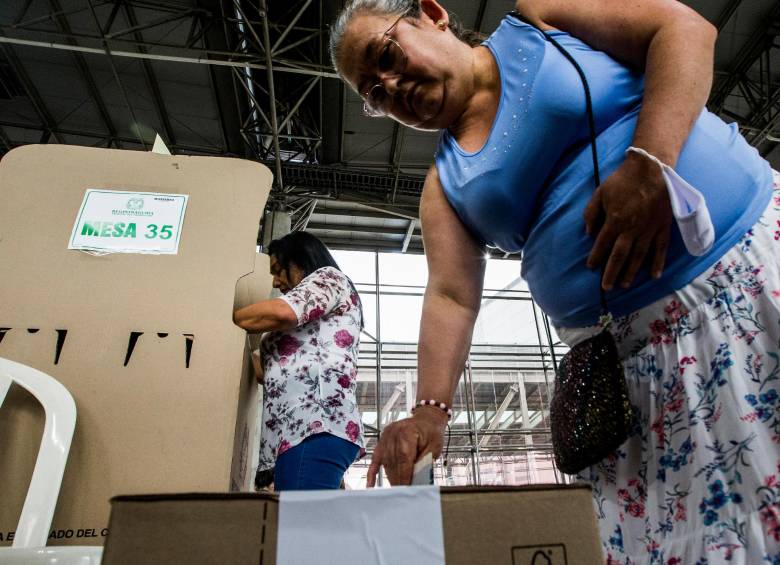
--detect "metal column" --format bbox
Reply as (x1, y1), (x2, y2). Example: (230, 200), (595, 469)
(374, 252), (383, 486)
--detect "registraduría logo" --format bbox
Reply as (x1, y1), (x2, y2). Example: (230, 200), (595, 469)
(126, 197), (144, 211)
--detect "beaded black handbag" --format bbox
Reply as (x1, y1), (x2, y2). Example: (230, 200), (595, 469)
(510, 11), (637, 475)
(550, 319), (636, 475)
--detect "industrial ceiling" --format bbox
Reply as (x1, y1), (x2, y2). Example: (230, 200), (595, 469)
(1, 0), (778, 254)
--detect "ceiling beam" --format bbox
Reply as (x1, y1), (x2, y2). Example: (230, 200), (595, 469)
(307, 222), (418, 237)
(709, 2), (780, 112)
(312, 207), (413, 220)
(106, 8), (201, 40)
(292, 198), (317, 231)
(12, 0), (35, 26)
(714, 0), (743, 31)
(0, 39), (62, 143)
(320, 0), (343, 166)
(4, 0), (63, 142)
(340, 196), (418, 220)
(388, 123), (402, 165)
(0, 34), (341, 80)
(479, 384), (520, 447)
(499, 411), (521, 430)
(279, 161), (425, 198)
(313, 236), (424, 254)
(244, 0), (284, 191)
(273, 29), (322, 58)
(13, 1), (98, 29)
(85, 0), (147, 149)
(277, 76), (319, 132)
(101, 1), (123, 35)
(0, 125), (13, 152)
(122, 2), (177, 147)
(47, 0), (118, 145)
(747, 87), (780, 147)
(190, 0), (247, 157)
(380, 383), (405, 425)
(401, 220), (416, 252)
(271, 0), (314, 55)
(0, 119), (221, 153)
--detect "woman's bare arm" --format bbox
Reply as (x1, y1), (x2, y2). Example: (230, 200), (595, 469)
(233, 299), (298, 333)
(367, 167), (486, 486)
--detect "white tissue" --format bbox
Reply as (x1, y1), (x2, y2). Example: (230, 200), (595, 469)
(626, 146), (714, 256)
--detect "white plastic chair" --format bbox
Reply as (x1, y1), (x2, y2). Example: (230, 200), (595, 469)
(0, 357), (102, 564)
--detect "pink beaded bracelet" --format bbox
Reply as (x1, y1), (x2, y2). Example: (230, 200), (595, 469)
(412, 399), (453, 420)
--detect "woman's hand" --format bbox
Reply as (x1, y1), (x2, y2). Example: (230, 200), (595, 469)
(367, 406), (448, 486)
(250, 350), (265, 385)
(583, 152), (673, 290)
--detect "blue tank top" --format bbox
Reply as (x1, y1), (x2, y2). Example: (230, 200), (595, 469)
(435, 14), (773, 327)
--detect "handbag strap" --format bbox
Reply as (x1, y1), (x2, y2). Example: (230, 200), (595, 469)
(508, 11), (610, 319)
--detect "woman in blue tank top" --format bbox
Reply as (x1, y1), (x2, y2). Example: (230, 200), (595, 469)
(331, 0), (780, 561)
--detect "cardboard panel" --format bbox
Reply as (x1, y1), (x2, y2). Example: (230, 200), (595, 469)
(440, 487), (604, 564)
(102, 487), (603, 565)
(104, 494), (278, 565)
(0, 145), (273, 545)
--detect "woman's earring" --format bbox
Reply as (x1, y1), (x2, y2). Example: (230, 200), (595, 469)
(436, 19), (447, 30)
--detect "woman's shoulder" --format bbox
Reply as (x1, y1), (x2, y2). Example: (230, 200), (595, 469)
(310, 265), (344, 279)
(306, 266), (352, 289)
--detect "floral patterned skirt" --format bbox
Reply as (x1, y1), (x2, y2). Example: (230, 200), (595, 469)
(558, 171), (780, 564)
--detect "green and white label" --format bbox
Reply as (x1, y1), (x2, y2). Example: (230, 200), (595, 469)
(69, 190), (188, 254)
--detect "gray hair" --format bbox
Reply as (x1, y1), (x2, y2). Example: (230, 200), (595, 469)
(329, 0), (483, 75)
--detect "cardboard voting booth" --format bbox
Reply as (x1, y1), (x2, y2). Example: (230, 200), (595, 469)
(0, 145), (273, 546)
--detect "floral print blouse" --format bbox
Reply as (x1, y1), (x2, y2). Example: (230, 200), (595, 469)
(257, 266), (364, 471)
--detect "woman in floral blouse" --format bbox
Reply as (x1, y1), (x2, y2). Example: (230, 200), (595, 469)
(233, 231), (364, 490)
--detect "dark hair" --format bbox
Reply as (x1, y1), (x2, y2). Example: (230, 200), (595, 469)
(268, 231), (364, 327)
(268, 231), (340, 279)
(254, 467), (274, 490)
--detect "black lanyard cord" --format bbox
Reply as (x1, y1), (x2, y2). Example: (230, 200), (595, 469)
(509, 11), (609, 316)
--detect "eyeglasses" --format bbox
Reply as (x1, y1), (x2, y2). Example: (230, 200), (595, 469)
(362, 13), (408, 117)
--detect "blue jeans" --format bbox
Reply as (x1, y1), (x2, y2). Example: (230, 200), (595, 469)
(274, 433), (359, 491)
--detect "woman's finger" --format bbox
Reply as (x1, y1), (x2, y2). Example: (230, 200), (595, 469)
(651, 225), (671, 278)
(366, 443), (383, 488)
(389, 435), (418, 485)
(381, 423), (407, 485)
(582, 187), (603, 236)
(384, 425), (410, 485)
(384, 427), (402, 484)
(601, 233), (634, 290)
(620, 234), (653, 288)
(586, 222), (618, 270)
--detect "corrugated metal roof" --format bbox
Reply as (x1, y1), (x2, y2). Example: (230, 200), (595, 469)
(0, 0), (777, 252)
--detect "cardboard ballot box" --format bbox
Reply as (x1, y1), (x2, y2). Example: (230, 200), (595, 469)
(0, 145), (273, 546)
(102, 486), (603, 565)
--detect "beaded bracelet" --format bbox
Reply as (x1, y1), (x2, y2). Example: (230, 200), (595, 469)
(412, 399), (453, 420)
